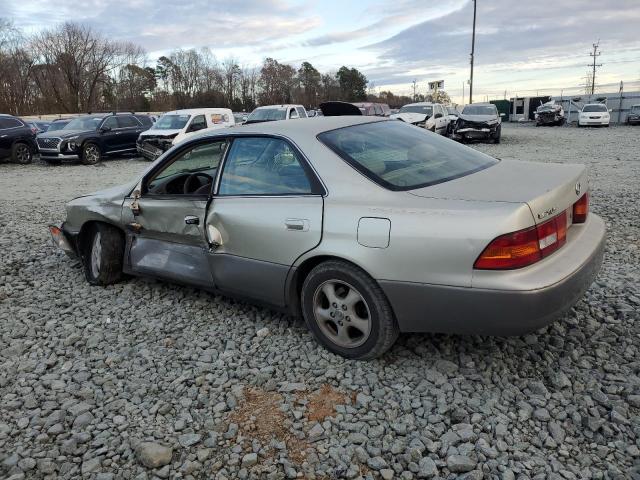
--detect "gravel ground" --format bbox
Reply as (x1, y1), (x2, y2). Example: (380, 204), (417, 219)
(1, 124), (639, 480)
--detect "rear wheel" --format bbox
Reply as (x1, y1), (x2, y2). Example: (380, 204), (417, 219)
(81, 143), (101, 165)
(301, 260), (399, 360)
(83, 223), (124, 285)
(12, 142), (32, 164)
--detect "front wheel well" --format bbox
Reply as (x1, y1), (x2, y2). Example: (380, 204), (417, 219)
(77, 220), (124, 257)
(287, 255), (375, 316)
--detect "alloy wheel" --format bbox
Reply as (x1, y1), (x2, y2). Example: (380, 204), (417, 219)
(84, 145), (100, 164)
(312, 280), (371, 348)
(15, 144), (31, 163)
(90, 232), (102, 278)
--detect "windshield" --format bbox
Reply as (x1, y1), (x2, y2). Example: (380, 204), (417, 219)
(462, 105), (497, 116)
(632, 106), (640, 113)
(583, 104), (607, 112)
(399, 105), (433, 116)
(47, 121), (70, 132)
(64, 117), (103, 130)
(319, 120), (498, 191)
(155, 114), (191, 130)
(247, 108), (286, 122)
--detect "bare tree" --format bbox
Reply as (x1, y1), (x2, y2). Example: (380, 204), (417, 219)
(0, 19), (35, 115)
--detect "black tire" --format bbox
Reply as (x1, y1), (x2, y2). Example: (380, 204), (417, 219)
(81, 142), (101, 165)
(301, 260), (399, 360)
(12, 142), (33, 164)
(83, 223), (124, 286)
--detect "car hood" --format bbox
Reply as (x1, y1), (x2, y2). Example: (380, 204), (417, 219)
(139, 128), (182, 137)
(389, 112), (428, 123)
(409, 159), (588, 224)
(458, 114), (498, 123)
(70, 181), (138, 203)
(39, 129), (93, 139)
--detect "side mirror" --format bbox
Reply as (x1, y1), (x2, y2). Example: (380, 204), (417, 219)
(100, 126), (111, 133)
(434, 113), (443, 119)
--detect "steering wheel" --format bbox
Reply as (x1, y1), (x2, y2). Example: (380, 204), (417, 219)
(183, 172), (214, 194)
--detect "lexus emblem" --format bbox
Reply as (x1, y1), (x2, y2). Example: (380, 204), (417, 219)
(575, 182), (581, 196)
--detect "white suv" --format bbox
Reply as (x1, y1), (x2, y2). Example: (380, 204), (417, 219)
(245, 105), (308, 124)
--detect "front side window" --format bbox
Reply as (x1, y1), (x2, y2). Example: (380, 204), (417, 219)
(296, 107), (307, 118)
(102, 117), (119, 129)
(146, 141), (227, 195)
(188, 115), (206, 132)
(319, 120), (498, 191)
(117, 116), (140, 128)
(219, 137), (312, 195)
(289, 108), (299, 119)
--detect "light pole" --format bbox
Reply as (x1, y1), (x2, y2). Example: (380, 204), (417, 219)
(469, 0), (477, 104)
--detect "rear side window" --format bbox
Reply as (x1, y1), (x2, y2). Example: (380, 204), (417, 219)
(218, 137), (312, 195)
(318, 120), (498, 191)
(0, 117), (23, 129)
(117, 116), (140, 128)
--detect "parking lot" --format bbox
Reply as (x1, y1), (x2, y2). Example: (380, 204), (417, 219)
(1, 123), (639, 479)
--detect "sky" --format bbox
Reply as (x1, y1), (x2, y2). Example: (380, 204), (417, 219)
(2, 0), (640, 104)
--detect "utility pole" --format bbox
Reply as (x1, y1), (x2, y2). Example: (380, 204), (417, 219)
(412, 79), (417, 101)
(469, 0), (477, 104)
(588, 40), (602, 96)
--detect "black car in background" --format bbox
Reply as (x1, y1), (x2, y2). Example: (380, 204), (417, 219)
(46, 118), (74, 132)
(0, 114), (38, 164)
(37, 112), (153, 165)
(26, 120), (52, 134)
(452, 103), (502, 144)
(627, 105), (640, 125)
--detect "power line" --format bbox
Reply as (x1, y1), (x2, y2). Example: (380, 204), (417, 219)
(588, 40), (602, 96)
(469, 0), (477, 104)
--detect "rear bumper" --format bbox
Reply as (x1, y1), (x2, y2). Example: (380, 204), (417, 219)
(381, 214), (606, 335)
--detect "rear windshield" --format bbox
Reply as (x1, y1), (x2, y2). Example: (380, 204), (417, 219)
(462, 105), (497, 116)
(155, 114), (191, 129)
(583, 104), (607, 112)
(248, 108), (286, 122)
(318, 120), (498, 191)
(400, 105), (433, 116)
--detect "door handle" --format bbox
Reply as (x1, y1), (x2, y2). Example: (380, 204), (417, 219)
(185, 215), (199, 225)
(285, 218), (309, 231)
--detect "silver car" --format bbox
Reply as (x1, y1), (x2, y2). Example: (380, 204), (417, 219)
(49, 117), (605, 359)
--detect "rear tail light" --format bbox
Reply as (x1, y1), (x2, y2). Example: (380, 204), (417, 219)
(474, 211), (568, 270)
(573, 192), (589, 223)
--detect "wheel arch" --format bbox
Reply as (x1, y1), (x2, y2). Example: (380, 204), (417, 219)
(77, 220), (125, 258)
(285, 254), (379, 317)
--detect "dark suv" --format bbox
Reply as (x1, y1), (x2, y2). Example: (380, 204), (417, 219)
(37, 112), (153, 165)
(0, 114), (38, 164)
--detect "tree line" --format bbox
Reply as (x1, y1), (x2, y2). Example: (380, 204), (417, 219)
(0, 19), (450, 116)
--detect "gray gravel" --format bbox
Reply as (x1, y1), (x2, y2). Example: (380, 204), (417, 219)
(1, 124), (639, 479)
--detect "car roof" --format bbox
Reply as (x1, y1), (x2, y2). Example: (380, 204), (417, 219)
(194, 116), (385, 141)
(164, 108), (232, 115)
(402, 102), (439, 107)
(254, 104), (304, 109)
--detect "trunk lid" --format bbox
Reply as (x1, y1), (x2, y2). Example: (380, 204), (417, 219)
(409, 159), (588, 224)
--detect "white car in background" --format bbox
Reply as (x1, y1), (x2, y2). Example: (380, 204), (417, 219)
(137, 108), (234, 160)
(390, 102), (449, 135)
(245, 105), (308, 123)
(578, 104), (611, 127)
